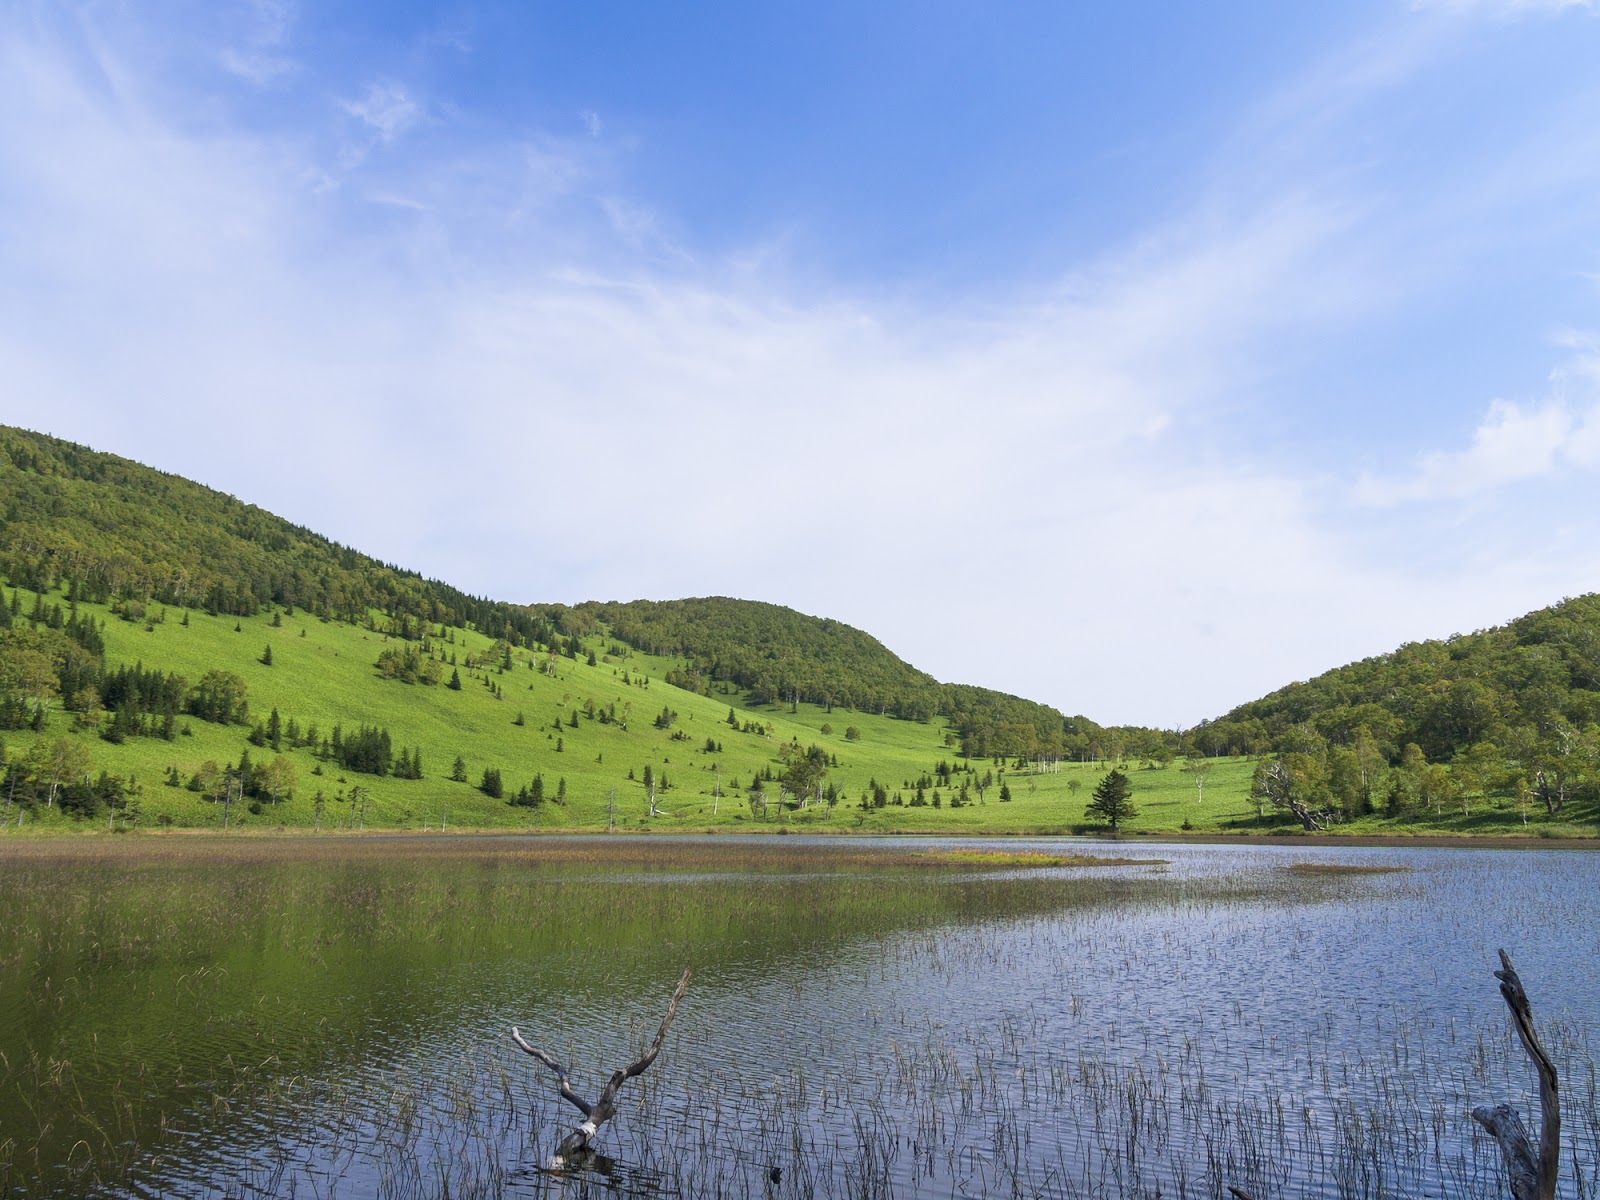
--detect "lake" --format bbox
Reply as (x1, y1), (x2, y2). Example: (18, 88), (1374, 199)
(0, 835), (1595, 1198)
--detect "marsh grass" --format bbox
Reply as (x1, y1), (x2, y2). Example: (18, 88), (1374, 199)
(1, 838), (1595, 1199)
(916, 848), (1167, 868)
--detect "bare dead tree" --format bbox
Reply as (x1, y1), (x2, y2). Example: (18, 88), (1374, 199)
(1472, 949), (1559, 1200)
(511, 968), (691, 1161)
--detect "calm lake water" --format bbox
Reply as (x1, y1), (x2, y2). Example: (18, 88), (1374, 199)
(1, 835), (1596, 1199)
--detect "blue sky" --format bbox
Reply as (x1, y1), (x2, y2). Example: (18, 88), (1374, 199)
(4, 0), (1600, 727)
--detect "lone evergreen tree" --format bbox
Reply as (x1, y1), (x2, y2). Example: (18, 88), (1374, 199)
(260, 644), (273, 666)
(1086, 768), (1137, 832)
(447, 668), (462, 690)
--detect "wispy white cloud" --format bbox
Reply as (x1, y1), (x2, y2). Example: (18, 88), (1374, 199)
(341, 81), (422, 142)
(219, 48), (296, 86)
(219, 0), (298, 86)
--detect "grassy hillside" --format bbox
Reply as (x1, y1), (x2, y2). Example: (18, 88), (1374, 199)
(0, 424), (1593, 836)
(2, 579), (1584, 836)
(0, 579), (1249, 832)
(558, 598), (1115, 765)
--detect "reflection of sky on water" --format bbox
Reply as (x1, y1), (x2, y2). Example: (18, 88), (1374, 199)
(4, 840), (1597, 1198)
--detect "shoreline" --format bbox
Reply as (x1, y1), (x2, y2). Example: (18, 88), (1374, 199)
(0, 825), (1594, 850)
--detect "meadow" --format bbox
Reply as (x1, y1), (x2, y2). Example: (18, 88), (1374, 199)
(2, 585), (1591, 837)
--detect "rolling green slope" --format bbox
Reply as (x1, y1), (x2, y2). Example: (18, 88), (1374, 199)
(561, 596), (1120, 763)
(0, 579), (1266, 833)
(0, 423), (1593, 835)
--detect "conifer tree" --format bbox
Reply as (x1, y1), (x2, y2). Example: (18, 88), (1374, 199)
(1086, 768), (1136, 832)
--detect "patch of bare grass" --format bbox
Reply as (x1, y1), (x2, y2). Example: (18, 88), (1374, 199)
(1283, 861), (1411, 875)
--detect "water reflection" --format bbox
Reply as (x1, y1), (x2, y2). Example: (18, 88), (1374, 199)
(0, 837), (1596, 1198)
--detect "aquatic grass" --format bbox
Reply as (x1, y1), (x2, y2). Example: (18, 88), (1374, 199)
(915, 848), (1167, 867)
(1, 839), (1596, 1197)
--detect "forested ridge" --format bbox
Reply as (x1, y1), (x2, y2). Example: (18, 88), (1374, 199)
(1188, 595), (1600, 824)
(0, 427), (559, 646)
(1196, 596), (1600, 759)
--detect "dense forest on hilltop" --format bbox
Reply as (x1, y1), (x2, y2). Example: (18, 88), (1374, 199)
(1188, 595), (1600, 825)
(0, 427), (564, 648)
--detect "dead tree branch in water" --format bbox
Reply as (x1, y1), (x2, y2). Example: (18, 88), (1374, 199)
(512, 967), (691, 1161)
(1472, 949), (1559, 1200)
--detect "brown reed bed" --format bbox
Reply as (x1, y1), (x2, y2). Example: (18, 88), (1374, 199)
(915, 848), (1166, 867)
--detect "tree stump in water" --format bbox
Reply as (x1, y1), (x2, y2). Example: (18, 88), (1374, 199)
(1472, 949), (1559, 1200)
(511, 967), (691, 1162)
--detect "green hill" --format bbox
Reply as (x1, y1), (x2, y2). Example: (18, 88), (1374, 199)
(0, 424), (1594, 836)
(0, 426), (553, 640)
(1200, 595), (1600, 761)
(1191, 595), (1600, 826)
(557, 596), (1124, 763)
(0, 426), (1204, 834)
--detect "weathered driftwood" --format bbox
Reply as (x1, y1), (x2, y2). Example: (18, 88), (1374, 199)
(512, 967), (691, 1161)
(1471, 949), (1559, 1200)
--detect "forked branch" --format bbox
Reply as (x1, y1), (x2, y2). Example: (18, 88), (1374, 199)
(1471, 949), (1559, 1200)
(511, 967), (691, 1160)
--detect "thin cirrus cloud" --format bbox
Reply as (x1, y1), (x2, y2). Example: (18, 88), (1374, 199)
(341, 81), (424, 142)
(217, 0), (299, 86)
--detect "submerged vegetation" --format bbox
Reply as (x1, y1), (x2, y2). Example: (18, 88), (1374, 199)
(0, 836), (1594, 1198)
